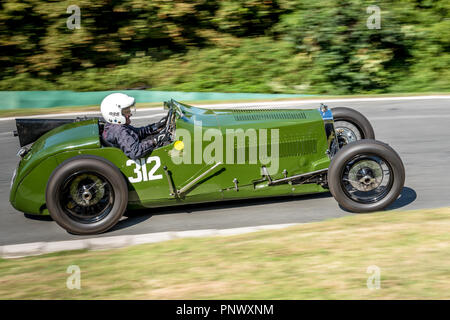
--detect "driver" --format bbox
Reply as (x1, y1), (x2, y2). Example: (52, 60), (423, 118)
(100, 93), (167, 160)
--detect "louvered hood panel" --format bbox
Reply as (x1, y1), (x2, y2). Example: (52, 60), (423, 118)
(213, 108), (324, 138)
(213, 107), (329, 164)
(213, 108), (322, 127)
(232, 109), (307, 122)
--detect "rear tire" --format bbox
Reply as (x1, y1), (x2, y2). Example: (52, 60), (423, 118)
(328, 140), (405, 212)
(332, 107), (375, 147)
(46, 155), (128, 235)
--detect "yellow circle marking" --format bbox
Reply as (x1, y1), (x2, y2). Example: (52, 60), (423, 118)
(174, 140), (184, 151)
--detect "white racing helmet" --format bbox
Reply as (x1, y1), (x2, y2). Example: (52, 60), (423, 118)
(100, 93), (136, 124)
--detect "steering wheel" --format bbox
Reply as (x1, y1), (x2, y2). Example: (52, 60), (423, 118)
(155, 108), (175, 147)
(159, 108), (173, 135)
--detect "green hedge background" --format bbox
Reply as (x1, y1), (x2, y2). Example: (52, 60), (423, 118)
(1, 0), (448, 94)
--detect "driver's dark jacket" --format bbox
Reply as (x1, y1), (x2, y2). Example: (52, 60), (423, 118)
(102, 123), (155, 160)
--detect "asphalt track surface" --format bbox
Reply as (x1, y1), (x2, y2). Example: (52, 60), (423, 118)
(0, 96), (449, 245)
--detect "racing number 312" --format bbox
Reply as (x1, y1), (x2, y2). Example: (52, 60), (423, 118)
(126, 156), (163, 183)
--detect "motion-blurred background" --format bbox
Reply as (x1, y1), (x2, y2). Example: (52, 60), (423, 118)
(0, 0), (448, 94)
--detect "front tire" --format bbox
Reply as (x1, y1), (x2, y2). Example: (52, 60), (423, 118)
(332, 107), (375, 147)
(46, 155), (128, 235)
(328, 140), (405, 212)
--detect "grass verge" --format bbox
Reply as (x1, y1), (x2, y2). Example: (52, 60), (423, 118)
(0, 207), (449, 299)
(1, 92), (448, 118)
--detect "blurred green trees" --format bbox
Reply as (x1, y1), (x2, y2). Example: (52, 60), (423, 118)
(0, 0), (448, 93)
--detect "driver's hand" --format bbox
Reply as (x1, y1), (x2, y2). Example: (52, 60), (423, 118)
(156, 115), (168, 128)
(147, 115), (168, 134)
(154, 132), (170, 147)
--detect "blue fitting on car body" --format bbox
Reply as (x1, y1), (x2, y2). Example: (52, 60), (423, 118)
(318, 103), (333, 121)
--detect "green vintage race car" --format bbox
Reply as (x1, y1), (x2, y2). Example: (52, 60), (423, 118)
(9, 100), (405, 235)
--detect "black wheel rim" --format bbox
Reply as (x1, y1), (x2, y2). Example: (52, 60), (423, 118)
(59, 171), (114, 224)
(335, 120), (361, 148)
(341, 154), (393, 204)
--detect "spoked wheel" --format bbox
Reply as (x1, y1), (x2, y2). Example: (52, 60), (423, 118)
(328, 140), (405, 212)
(332, 107), (375, 148)
(342, 155), (393, 204)
(46, 155), (128, 235)
(60, 172), (114, 224)
(334, 120), (362, 146)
